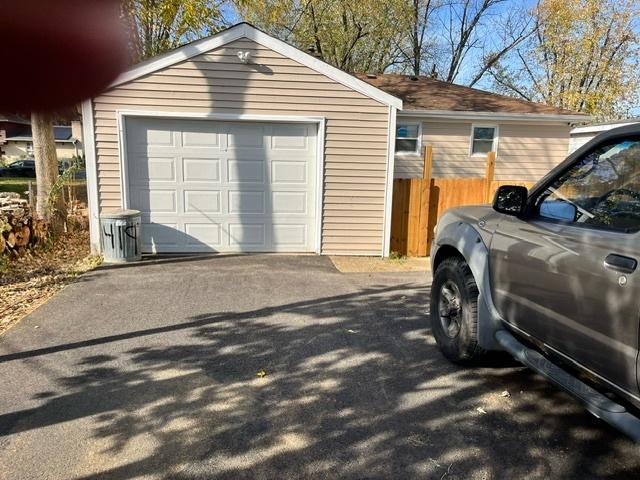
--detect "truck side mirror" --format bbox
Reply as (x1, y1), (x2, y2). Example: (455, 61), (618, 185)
(493, 185), (528, 216)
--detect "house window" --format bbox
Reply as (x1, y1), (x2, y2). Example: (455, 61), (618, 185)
(470, 125), (497, 155)
(396, 123), (421, 154)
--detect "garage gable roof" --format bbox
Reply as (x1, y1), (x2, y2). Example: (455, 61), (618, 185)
(109, 23), (402, 110)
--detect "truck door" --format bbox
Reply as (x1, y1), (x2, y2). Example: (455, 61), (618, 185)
(489, 138), (640, 394)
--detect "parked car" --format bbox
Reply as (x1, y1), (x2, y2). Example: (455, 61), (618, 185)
(0, 159), (36, 177)
(430, 124), (640, 441)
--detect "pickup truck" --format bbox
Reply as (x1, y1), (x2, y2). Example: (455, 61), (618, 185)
(430, 123), (640, 441)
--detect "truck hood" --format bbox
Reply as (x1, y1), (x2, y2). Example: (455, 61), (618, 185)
(434, 205), (504, 248)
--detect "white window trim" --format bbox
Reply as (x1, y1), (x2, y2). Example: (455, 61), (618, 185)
(395, 122), (422, 156)
(469, 124), (499, 157)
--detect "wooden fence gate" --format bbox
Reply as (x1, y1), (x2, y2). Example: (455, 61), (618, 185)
(390, 146), (533, 257)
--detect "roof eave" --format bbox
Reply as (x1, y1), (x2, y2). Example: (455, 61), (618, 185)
(398, 109), (590, 123)
(571, 121), (640, 135)
(107, 23), (402, 110)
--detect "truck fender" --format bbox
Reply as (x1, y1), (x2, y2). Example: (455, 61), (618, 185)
(432, 221), (504, 351)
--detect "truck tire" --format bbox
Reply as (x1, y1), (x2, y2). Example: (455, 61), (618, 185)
(431, 256), (485, 362)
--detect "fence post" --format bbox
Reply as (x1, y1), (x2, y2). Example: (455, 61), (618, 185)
(422, 144), (433, 180)
(484, 151), (496, 203)
(417, 145), (433, 256)
(27, 181), (35, 211)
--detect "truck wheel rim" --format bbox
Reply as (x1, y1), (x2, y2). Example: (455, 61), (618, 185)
(439, 280), (462, 338)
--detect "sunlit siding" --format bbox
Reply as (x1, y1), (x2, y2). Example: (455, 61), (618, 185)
(91, 38), (390, 255)
(394, 118), (570, 182)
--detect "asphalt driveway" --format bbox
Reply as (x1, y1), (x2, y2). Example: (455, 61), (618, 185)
(0, 254), (639, 479)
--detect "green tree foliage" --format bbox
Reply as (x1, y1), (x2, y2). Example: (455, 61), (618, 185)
(488, 0), (640, 118)
(236, 0), (408, 73)
(121, 0), (227, 62)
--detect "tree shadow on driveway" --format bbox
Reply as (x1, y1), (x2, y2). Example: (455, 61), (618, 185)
(0, 264), (639, 479)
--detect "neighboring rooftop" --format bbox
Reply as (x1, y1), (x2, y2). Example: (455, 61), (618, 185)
(571, 118), (640, 134)
(357, 73), (585, 117)
(0, 113), (30, 125)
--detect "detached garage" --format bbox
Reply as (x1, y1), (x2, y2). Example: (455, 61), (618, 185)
(82, 22), (402, 256)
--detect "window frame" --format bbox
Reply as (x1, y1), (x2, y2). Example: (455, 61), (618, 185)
(526, 136), (640, 234)
(469, 124), (498, 157)
(395, 122), (422, 156)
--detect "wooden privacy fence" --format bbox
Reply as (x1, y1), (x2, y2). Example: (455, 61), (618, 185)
(390, 145), (533, 257)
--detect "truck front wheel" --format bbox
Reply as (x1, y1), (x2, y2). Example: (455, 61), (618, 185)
(430, 256), (485, 362)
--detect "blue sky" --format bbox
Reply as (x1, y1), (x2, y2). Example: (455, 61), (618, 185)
(223, 0), (639, 117)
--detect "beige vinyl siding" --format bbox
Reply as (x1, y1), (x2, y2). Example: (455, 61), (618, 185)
(91, 38), (389, 255)
(2, 141), (78, 161)
(497, 123), (570, 180)
(394, 118), (570, 182)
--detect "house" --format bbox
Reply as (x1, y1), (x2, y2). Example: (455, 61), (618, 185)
(569, 119), (639, 153)
(81, 22), (586, 256)
(0, 114), (30, 159)
(0, 116), (84, 162)
(358, 74), (586, 181)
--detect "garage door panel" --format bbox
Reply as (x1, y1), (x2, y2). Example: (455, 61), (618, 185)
(126, 118), (316, 253)
(130, 155), (177, 184)
(229, 191), (265, 214)
(271, 161), (307, 184)
(128, 121), (176, 151)
(181, 122), (221, 147)
(182, 157), (221, 182)
(271, 124), (309, 150)
(184, 223), (222, 246)
(184, 190), (221, 214)
(141, 223), (179, 249)
(227, 124), (265, 148)
(272, 191), (307, 214)
(229, 223), (266, 247)
(228, 160), (265, 183)
(272, 224), (307, 246)
(137, 189), (177, 214)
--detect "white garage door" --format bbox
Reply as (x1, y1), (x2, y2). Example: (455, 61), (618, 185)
(125, 118), (318, 253)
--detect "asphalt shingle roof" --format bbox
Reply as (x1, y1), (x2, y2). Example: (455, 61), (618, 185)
(357, 73), (584, 116)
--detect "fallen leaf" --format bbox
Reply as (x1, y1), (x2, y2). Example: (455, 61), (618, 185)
(476, 407), (487, 414)
(500, 390), (510, 398)
(256, 368), (267, 378)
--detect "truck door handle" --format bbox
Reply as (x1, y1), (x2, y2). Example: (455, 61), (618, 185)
(604, 254), (637, 274)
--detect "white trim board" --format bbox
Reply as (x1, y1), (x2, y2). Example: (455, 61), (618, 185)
(81, 100), (101, 254)
(108, 23), (402, 110)
(382, 106), (397, 257)
(571, 121), (639, 135)
(115, 110), (326, 255)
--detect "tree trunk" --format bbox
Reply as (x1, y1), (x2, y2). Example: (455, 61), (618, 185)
(31, 111), (64, 233)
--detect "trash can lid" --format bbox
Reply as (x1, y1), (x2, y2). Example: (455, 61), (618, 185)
(100, 209), (141, 219)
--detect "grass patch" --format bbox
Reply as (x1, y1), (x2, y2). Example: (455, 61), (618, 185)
(0, 177), (35, 197)
(0, 177), (87, 201)
(388, 251), (407, 262)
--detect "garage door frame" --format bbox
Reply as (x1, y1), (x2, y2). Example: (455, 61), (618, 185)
(115, 110), (326, 254)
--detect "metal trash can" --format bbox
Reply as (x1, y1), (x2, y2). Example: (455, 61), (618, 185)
(100, 209), (142, 263)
